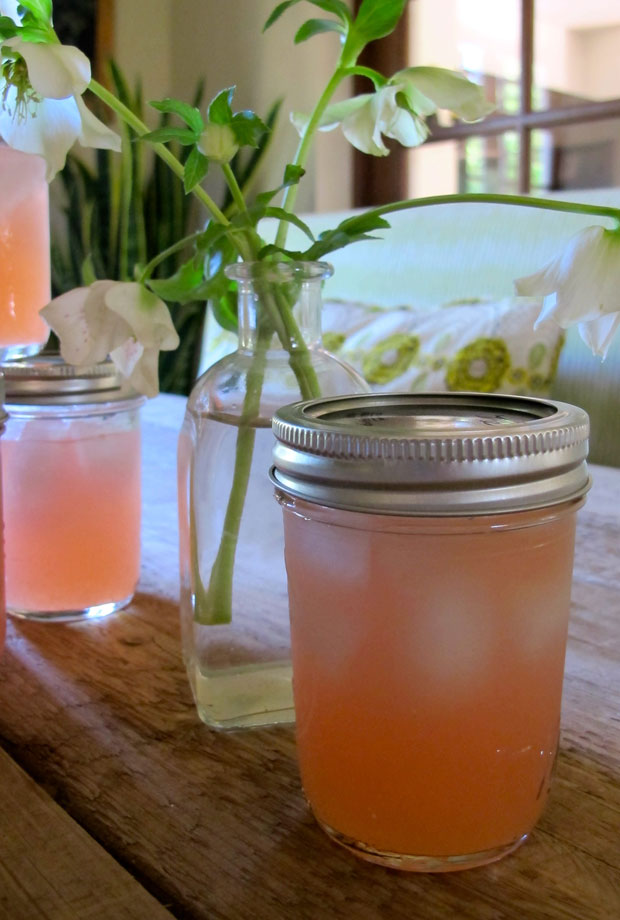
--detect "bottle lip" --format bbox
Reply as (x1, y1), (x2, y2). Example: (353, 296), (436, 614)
(225, 260), (334, 283)
(271, 392), (591, 516)
(0, 355), (143, 406)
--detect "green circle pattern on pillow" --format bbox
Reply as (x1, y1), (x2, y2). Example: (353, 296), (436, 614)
(446, 337), (511, 392)
(362, 333), (420, 384)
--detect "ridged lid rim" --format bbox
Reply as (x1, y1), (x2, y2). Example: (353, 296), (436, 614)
(271, 393), (590, 515)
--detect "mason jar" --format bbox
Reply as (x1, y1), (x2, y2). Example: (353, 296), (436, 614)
(0, 373), (7, 652)
(271, 393), (590, 872)
(1, 356), (145, 622)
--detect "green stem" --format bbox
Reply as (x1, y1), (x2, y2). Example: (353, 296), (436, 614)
(137, 229), (206, 283)
(221, 162), (248, 216)
(275, 67), (348, 249)
(369, 193), (620, 225)
(194, 316), (274, 625)
(89, 79), (230, 228)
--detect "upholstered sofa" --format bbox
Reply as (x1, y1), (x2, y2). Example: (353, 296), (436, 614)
(201, 189), (620, 467)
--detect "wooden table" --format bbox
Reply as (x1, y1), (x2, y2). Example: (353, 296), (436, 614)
(1, 393), (619, 920)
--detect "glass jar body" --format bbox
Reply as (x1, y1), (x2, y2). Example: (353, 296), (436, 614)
(0, 145), (51, 361)
(2, 399), (144, 621)
(178, 262), (368, 730)
(277, 494), (582, 871)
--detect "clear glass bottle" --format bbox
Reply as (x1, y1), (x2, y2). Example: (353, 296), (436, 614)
(272, 392), (590, 872)
(1, 356), (145, 622)
(178, 261), (368, 731)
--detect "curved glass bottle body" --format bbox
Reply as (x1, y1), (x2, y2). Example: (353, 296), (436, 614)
(178, 262), (368, 730)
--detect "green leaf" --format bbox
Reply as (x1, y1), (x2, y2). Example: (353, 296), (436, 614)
(354, 0), (407, 41)
(343, 0), (407, 61)
(264, 0), (351, 31)
(211, 288), (238, 332)
(294, 18), (344, 43)
(254, 164), (305, 207)
(231, 110), (268, 147)
(147, 258), (205, 304)
(141, 126), (198, 145)
(0, 17), (18, 38)
(184, 147), (209, 193)
(150, 98), (204, 134)
(284, 163), (305, 185)
(299, 212), (391, 260)
(260, 207), (315, 241)
(16, 0), (52, 22)
(208, 86), (235, 125)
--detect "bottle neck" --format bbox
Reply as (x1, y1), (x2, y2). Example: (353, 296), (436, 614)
(236, 274), (324, 352)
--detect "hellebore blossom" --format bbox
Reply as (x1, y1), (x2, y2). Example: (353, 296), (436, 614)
(41, 282), (180, 397)
(516, 226), (620, 358)
(292, 66), (494, 156)
(0, 29), (120, 178)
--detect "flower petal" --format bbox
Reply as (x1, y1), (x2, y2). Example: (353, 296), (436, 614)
(395, 66), (495, 122)
(75, 96), (121, 152)
(0, 88), (81, 178)
(578, 313), (620, 358)
(104, 283), (180, 350)
(110, 342), (161, 398)
(40, 286), (103, 365)
(8, 37), (90, 98)
(342, 96), (390, 156)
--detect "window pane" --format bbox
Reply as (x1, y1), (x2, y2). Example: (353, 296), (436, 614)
(531, 119), (620, 191)
(408, 0), (520, 117)
(407, 132), (520, 197)
(534, 2), (620, 110)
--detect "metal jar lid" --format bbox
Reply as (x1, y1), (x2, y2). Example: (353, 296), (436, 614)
(0, 355), (140, 405)
(271, 393), (590, 515)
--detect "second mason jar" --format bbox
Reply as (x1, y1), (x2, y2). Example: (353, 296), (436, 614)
(177, 261), (368, 731)
(272, 392), (590, 872)
(1, 356), (145, 622)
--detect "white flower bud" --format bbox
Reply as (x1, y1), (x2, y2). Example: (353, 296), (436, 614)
(197, 123), (238, 163)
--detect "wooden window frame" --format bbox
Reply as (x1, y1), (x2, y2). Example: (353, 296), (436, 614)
(353, 0), (620, 206)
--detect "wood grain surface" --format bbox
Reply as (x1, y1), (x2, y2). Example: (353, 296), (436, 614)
(0, 748), (175, 920)
(0, 393), (619, 920)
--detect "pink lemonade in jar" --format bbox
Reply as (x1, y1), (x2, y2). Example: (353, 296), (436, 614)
(1, 357), (144, 622)
(2, 425), (141, 613)
(272, 393), (590, 871)
(0, 146), (51, 358)
(282, 503), (578, 863)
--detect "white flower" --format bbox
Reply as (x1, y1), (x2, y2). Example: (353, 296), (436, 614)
(40, 281), (180, 398)
(292, 66), (493, 157)
(0, 36), (120, 179)
(515, 226), (620, 358)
